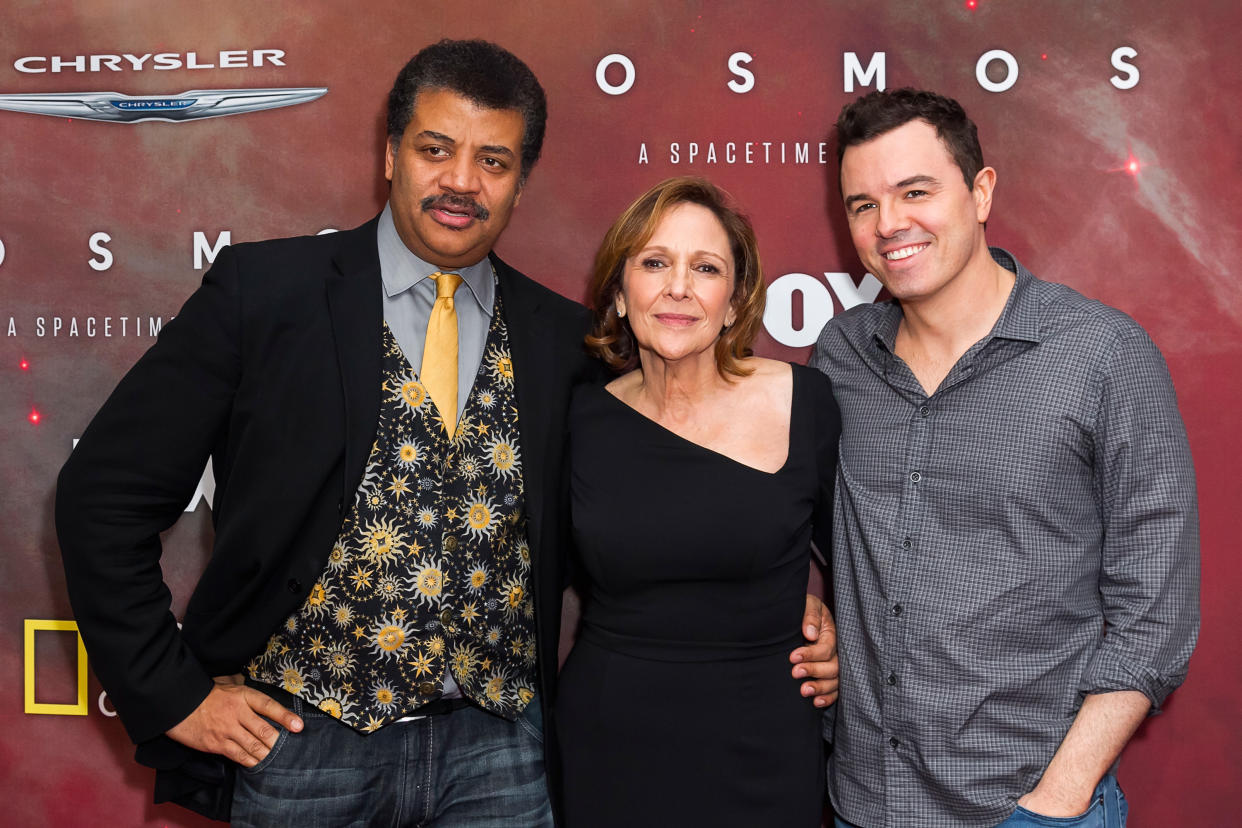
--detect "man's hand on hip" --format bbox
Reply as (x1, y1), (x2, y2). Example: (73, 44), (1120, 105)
(790, 593), (840, 707)
(165, 674), (303, 767)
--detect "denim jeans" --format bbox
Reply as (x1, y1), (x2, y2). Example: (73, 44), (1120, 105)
(232, 689), (552, 827)
(833, 774), (1127, 828)
(999, 774), (1128, 827)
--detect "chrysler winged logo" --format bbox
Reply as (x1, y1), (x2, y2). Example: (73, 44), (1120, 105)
(0, 87), (327, 123)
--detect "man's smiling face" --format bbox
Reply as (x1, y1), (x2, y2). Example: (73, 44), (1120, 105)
(840, 119), (994, 304)
(385, 87), (525, 269)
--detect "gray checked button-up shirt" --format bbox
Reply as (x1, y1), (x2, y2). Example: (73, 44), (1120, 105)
(811, 248), (1199, 828)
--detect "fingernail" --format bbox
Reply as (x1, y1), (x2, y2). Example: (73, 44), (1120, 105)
(805, 625), (817, 638)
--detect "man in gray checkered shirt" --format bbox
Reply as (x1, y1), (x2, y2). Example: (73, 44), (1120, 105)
(810, 89), (1199, 828)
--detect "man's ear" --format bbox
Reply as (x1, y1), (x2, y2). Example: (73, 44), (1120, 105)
(384, 138), (398, 182)
(973, 166), (996, 224)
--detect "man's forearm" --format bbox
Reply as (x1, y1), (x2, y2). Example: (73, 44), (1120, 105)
(1018, 690), (1150, 816)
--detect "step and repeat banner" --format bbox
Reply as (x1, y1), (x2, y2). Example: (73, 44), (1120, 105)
(2, 2), (1237, 825)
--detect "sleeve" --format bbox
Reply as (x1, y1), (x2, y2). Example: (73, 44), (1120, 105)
(55, 246), (244, 744)
(805, 365), (842, 566)
(1077, 325), (1200, 711)
(561, 308), (612, 592)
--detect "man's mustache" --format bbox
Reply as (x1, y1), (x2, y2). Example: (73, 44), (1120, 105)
(420, 195), (490, 221)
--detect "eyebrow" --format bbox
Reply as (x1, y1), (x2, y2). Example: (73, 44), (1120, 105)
(636, 244), (730, 263)
(895, 174), (940, 189)
(415, 129), (516, 159)
(843, 174), (941, 208)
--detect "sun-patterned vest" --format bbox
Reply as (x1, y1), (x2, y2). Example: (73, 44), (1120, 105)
(247, 290), (537, 732)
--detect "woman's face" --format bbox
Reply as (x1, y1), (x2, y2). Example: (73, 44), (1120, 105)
(617, 202), (738, 369)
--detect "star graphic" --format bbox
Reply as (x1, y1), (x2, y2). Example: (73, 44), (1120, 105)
(411, 651), (434, 677)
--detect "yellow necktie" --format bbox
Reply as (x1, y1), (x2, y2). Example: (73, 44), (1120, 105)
(421, 271), (464, 436)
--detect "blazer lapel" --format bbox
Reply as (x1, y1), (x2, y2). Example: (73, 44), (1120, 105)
(327, 217), (384, 498)
(492, 254), (552, 559)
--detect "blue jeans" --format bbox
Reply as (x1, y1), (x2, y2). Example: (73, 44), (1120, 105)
(999, 774), (1128, 827)
(833, 775), (1127, 828)
(232, 689), (552, 827)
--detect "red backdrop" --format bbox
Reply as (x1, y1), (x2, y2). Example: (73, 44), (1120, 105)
(2, 2), (1238, 825)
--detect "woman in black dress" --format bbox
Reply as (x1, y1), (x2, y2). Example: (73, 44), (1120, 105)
(556, 177), (841, 827)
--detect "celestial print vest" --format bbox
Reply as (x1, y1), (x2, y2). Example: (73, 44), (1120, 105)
(247, 289), (537, 732)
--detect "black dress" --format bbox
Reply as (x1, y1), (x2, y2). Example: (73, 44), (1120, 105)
(556, 364), (840, 827)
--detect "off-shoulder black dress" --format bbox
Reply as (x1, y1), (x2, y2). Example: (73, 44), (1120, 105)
(556, 363), (840, 827)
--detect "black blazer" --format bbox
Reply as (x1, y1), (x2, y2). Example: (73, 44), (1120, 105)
(56, 216), (596, 818)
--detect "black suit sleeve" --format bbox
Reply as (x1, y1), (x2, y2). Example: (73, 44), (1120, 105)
(56, 247), (245, 744)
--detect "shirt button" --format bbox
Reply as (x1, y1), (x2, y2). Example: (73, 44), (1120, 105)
(886, 673), (898, 686)
(918, 404), (930, 417)
(892, 604), (904, 616)
(286, 578), (302, 594)
(901, 538), (912, 550)
(440, 609), (454, 626)
(444, 536), (459, 552)
(909, 471), (921, 483)
(419, 682), (437, 696)
(889, 737), (900, 749)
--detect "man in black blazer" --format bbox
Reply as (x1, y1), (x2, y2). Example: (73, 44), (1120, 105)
(57, 39), (840, 824)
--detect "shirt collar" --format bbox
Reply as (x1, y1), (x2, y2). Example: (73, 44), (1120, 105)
(985, 246), (1042, 344)
(869, 245), (1042, 353)
(376, 202), (495, 315)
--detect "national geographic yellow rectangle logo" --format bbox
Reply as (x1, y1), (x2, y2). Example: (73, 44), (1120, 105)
(24, 619), (89, 715)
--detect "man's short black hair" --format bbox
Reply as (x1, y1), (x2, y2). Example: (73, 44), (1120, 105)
(835, 88), (984, 189)
(387, 39), (547, 183)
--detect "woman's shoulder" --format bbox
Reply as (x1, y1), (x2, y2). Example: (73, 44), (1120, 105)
(740, 355), (789, 375)
(735, 358), (832, 400)
(734, 356), (793, 390)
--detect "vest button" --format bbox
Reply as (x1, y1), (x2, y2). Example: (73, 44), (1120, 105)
(440, 609), (454, 626)
(418, 682), (437, 696)
(287, 578), (302, 594)
(444, 536), (459, 552)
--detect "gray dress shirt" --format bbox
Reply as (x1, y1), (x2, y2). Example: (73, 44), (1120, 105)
(811, 248), (1199, 828)
(376, 201), (494, 701)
